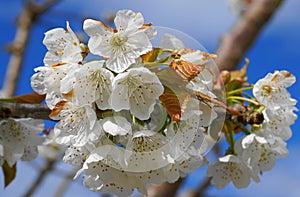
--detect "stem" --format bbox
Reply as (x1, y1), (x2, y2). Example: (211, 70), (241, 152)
(240, 91), (253, 99)
(228, 86), (253, 95)
(227, 96), (260, 105)
(195, 91), (242, 116)
(239, 125), (251, 135)
(225, 121), (235, 151)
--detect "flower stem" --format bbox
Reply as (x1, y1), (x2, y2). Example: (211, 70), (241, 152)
(227, 96), (260, 105)
(228, 86), (253, 95)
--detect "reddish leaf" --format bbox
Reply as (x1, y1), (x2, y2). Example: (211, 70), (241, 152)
(171, 60), (205, 81)
(0, 92), (45, 104)
(159, 86), (182, 122)
(2, 161), (16, 188)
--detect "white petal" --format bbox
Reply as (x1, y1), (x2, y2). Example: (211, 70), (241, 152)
(102, 116), (132, 136)
(160, 33), (185, 49)
(114, 10), (144, 35)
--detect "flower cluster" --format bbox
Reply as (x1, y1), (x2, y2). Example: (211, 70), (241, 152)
(31, 10), (220, 196)
(207, 70), (297, 189)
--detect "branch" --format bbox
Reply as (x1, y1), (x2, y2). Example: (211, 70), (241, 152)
(145, 179), (183, 197)
(54, 167), (79, 197)
(0, 102), (51, 120)
(215, 0), (284, 71)
(2, 0), (60, 97)
(22, 159), (57, 197)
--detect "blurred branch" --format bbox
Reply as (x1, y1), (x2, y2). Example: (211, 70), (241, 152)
(2, 0), (60, 97)
(0, 102), (51, 120)
(216, 0), (284, 71)
(22, 159), (57, 197)
(145, 179), (183, 197)
(54, 167), (79, 197)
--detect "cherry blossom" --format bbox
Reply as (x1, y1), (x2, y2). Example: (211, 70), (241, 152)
(50, 101), (101, 146)
(262, 106), (297, 140)
(253, 70), (296, 109)
(207, 154), (253, 189)
(83, 10), (155, 73)
(61, 60), (114, 109)
(235, 134), (288, 178)
(110, 67), (164, 120)
(31, 22), (83, 109)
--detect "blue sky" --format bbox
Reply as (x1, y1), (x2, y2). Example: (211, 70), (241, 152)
(0, 0), (300, 196)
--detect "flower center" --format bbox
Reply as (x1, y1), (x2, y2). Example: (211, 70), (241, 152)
(111, 35), (128, 47)
(261, 85), (272, 96)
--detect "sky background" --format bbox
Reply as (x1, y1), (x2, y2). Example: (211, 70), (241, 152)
(0, 0), (300, 196)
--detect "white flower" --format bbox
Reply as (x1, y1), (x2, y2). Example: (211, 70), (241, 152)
(43, 21), (82, 65)
(31, 63), (80, 109)
(76, 143), (206, 196)
(61, 60), (114, 109)
(83, 10), (155, 73)
(50, 101), (100, 146)
(31, 22), (83, 109)
(110, 67), (164, 120)
(207, 154), (253, 189)
(253, 70), (296, 109)
(0, 118), (44, 167)
(262, 106), (297, 140)
(235, 134), (288, 177)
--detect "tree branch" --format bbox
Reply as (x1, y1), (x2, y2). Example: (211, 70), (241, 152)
(2, 0), (60, 97)
(22, 159), (57, 197)
(215, 0), (284, 71)
(0, 102), (51, 120)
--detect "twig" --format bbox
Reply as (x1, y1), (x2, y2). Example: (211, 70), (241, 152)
(22, 159), (57, 197)
(54, 167), (79, 197)
(215, 0), (284, 71)
(2, 0), (60, 97)
(145, 179), (183, 197)
(0, 102), (51, 120)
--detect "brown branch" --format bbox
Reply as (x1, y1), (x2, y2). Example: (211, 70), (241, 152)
(215, 0), (284, 71)
(2, 0), (60, 97)
(145, 179), (183, 197)
(22, 159), (57, 197)
(0, 102), (51, 120)
(54, 167), (79, 197)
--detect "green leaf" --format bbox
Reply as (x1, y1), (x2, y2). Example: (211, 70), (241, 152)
(141, 48), (163, 62)
(2, 161), (16, 188)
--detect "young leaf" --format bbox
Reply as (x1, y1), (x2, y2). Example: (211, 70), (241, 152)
(2, 161), (16, 188)
(171, 60), (205, 81)
(230, 58), (249, 80)
(141, 48), (163, 62)
(0, 92), (45, 104)
(159, 86), (182, 121)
